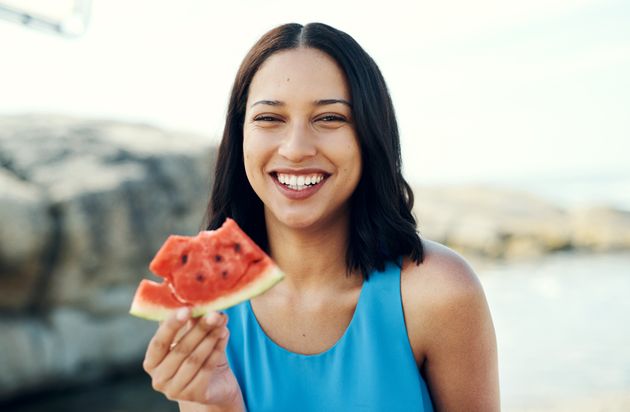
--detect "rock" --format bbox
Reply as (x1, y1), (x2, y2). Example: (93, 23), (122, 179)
(570, 206), (630, 251)
(0, 114), (215, 310)
(414, 185), (573, 259)
(413, 185), (630, 259)
(0, 169), (52, 310)
(0, 114), (217, 400)
(0, 309), (156, 399)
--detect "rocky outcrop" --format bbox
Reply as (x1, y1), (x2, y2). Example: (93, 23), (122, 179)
(0, 114), (216, 400)
(570, 206), (630, 251)
(0, 305), (156, 398)
(0, 169), (52, 309)
(413, 185), (630, 259)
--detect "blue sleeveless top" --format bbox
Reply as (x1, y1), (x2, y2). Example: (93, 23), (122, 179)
(224, 261), (434, 411)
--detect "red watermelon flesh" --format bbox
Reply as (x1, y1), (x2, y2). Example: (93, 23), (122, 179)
(130, 218), (284, 321)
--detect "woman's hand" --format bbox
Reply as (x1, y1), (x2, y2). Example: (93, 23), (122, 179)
(142, 308), (244, 411)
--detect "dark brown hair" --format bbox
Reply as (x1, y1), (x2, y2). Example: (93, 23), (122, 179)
(206, 22), (423, 277)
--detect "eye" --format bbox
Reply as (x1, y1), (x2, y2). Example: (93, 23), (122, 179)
(253, 114), (282, 122)
(317, 114), (347, 122)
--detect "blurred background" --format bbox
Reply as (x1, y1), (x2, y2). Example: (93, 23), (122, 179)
(0, 0), (628, 411)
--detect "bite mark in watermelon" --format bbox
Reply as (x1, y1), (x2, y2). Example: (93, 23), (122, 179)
(130, 218), (284, 321)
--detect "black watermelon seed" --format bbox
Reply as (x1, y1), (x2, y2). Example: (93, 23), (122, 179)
(181, 254), (188, 264)
(234, 243), (241, 253)
(196, 273), (205, 282)
(221, 270), (228, 279)
(214, 255), (223, 262)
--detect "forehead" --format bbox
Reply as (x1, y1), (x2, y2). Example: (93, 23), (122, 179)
(247, 48), (350, 104)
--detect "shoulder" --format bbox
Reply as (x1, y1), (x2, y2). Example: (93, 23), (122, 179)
(401, 238), (485, 313)
(400, 239), (489, 361)
(400, 239), (500, 410)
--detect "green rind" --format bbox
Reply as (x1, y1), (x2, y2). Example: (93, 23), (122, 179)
(129, 265), (284, 321)
(130, 303), (180, 322)
(190, 265), (284, 317)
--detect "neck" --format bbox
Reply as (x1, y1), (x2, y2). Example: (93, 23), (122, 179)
(264, 209), (360, 295)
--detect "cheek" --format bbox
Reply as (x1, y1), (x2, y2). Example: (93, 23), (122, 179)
(243, 153), (254, 183)
(346, 140), (362, 181)
(243, 129), (266, 158)
(243, 131), (272, 184)
(242, 134), (257, 185)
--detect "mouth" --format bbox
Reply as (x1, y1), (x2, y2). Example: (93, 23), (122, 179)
(270, 172), (330, 192)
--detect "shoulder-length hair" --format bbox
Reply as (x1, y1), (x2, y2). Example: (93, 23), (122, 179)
(205, 22), (424, 277)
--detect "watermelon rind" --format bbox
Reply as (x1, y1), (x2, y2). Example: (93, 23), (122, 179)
(190, 264), (284, 318)
(128, 280), (181, 322)
(130, 300), (181, 322)
(129, 264), (284, 321)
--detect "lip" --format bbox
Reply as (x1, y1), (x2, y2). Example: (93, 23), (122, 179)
(269, 171), (329, 200)
(270, 168), (331, 175)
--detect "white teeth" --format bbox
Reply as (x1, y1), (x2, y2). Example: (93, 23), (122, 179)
(276, 173), (325, 190)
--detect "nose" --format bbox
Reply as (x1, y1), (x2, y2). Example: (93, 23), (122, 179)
(277, 120), (317, 162)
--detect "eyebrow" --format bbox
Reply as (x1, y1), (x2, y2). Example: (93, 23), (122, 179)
(249, 98), (352, 108)
(316, 99), (352, 107)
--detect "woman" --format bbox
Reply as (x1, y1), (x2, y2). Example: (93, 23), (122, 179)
(143, 22), (499, 411)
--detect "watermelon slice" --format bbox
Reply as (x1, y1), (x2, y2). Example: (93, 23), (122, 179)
(130, 218), (284, 321)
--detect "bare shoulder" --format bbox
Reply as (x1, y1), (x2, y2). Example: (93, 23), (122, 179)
(401, 238), (485, 316)
(401, 239), (500, 411)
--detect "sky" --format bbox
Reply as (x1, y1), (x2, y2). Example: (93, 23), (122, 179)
(1, 0), (629, 185)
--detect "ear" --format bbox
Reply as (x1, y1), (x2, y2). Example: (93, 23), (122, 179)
(149, 235), (191, 279)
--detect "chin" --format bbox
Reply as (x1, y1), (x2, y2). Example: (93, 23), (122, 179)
(277, 214), (318, 230)
(264, 199), (350, 231)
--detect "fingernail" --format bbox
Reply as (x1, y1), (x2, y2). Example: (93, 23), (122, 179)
(176, 307), (189, 321)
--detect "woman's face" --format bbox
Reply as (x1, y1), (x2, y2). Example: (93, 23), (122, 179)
(243, 47), (362, 231)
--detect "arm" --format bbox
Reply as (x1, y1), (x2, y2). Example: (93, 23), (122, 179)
(403, 241), (500, 411)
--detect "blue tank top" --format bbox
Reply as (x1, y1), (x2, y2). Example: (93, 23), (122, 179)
(224, 260), (434, 411)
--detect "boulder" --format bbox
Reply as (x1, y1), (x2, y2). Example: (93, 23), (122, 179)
(0, 114), (215, 310)
(414, 185), (572, 259)
(0, 114), (216, 399)
(570, 206), (630, 251)
(0, 169), (52, 310)
(0, 308), (156, 399)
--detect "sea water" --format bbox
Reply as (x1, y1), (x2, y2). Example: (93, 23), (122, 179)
(479, 251), (630, 410)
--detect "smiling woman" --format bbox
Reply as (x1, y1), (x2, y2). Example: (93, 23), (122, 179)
(141, 22), (499, 412)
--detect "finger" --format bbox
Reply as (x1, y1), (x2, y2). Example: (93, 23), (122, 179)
(173, 318), (197, 344)
(144, 307), (191, 372)
(162, 325), (228, 395)
(170, 312), (225, 358)
(205, 314), (230, 368)
(151, 312), (226, 384)
(176, 329), (232, 404)
(215, 329), (229, 352)
(205, 328), (230, 369)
